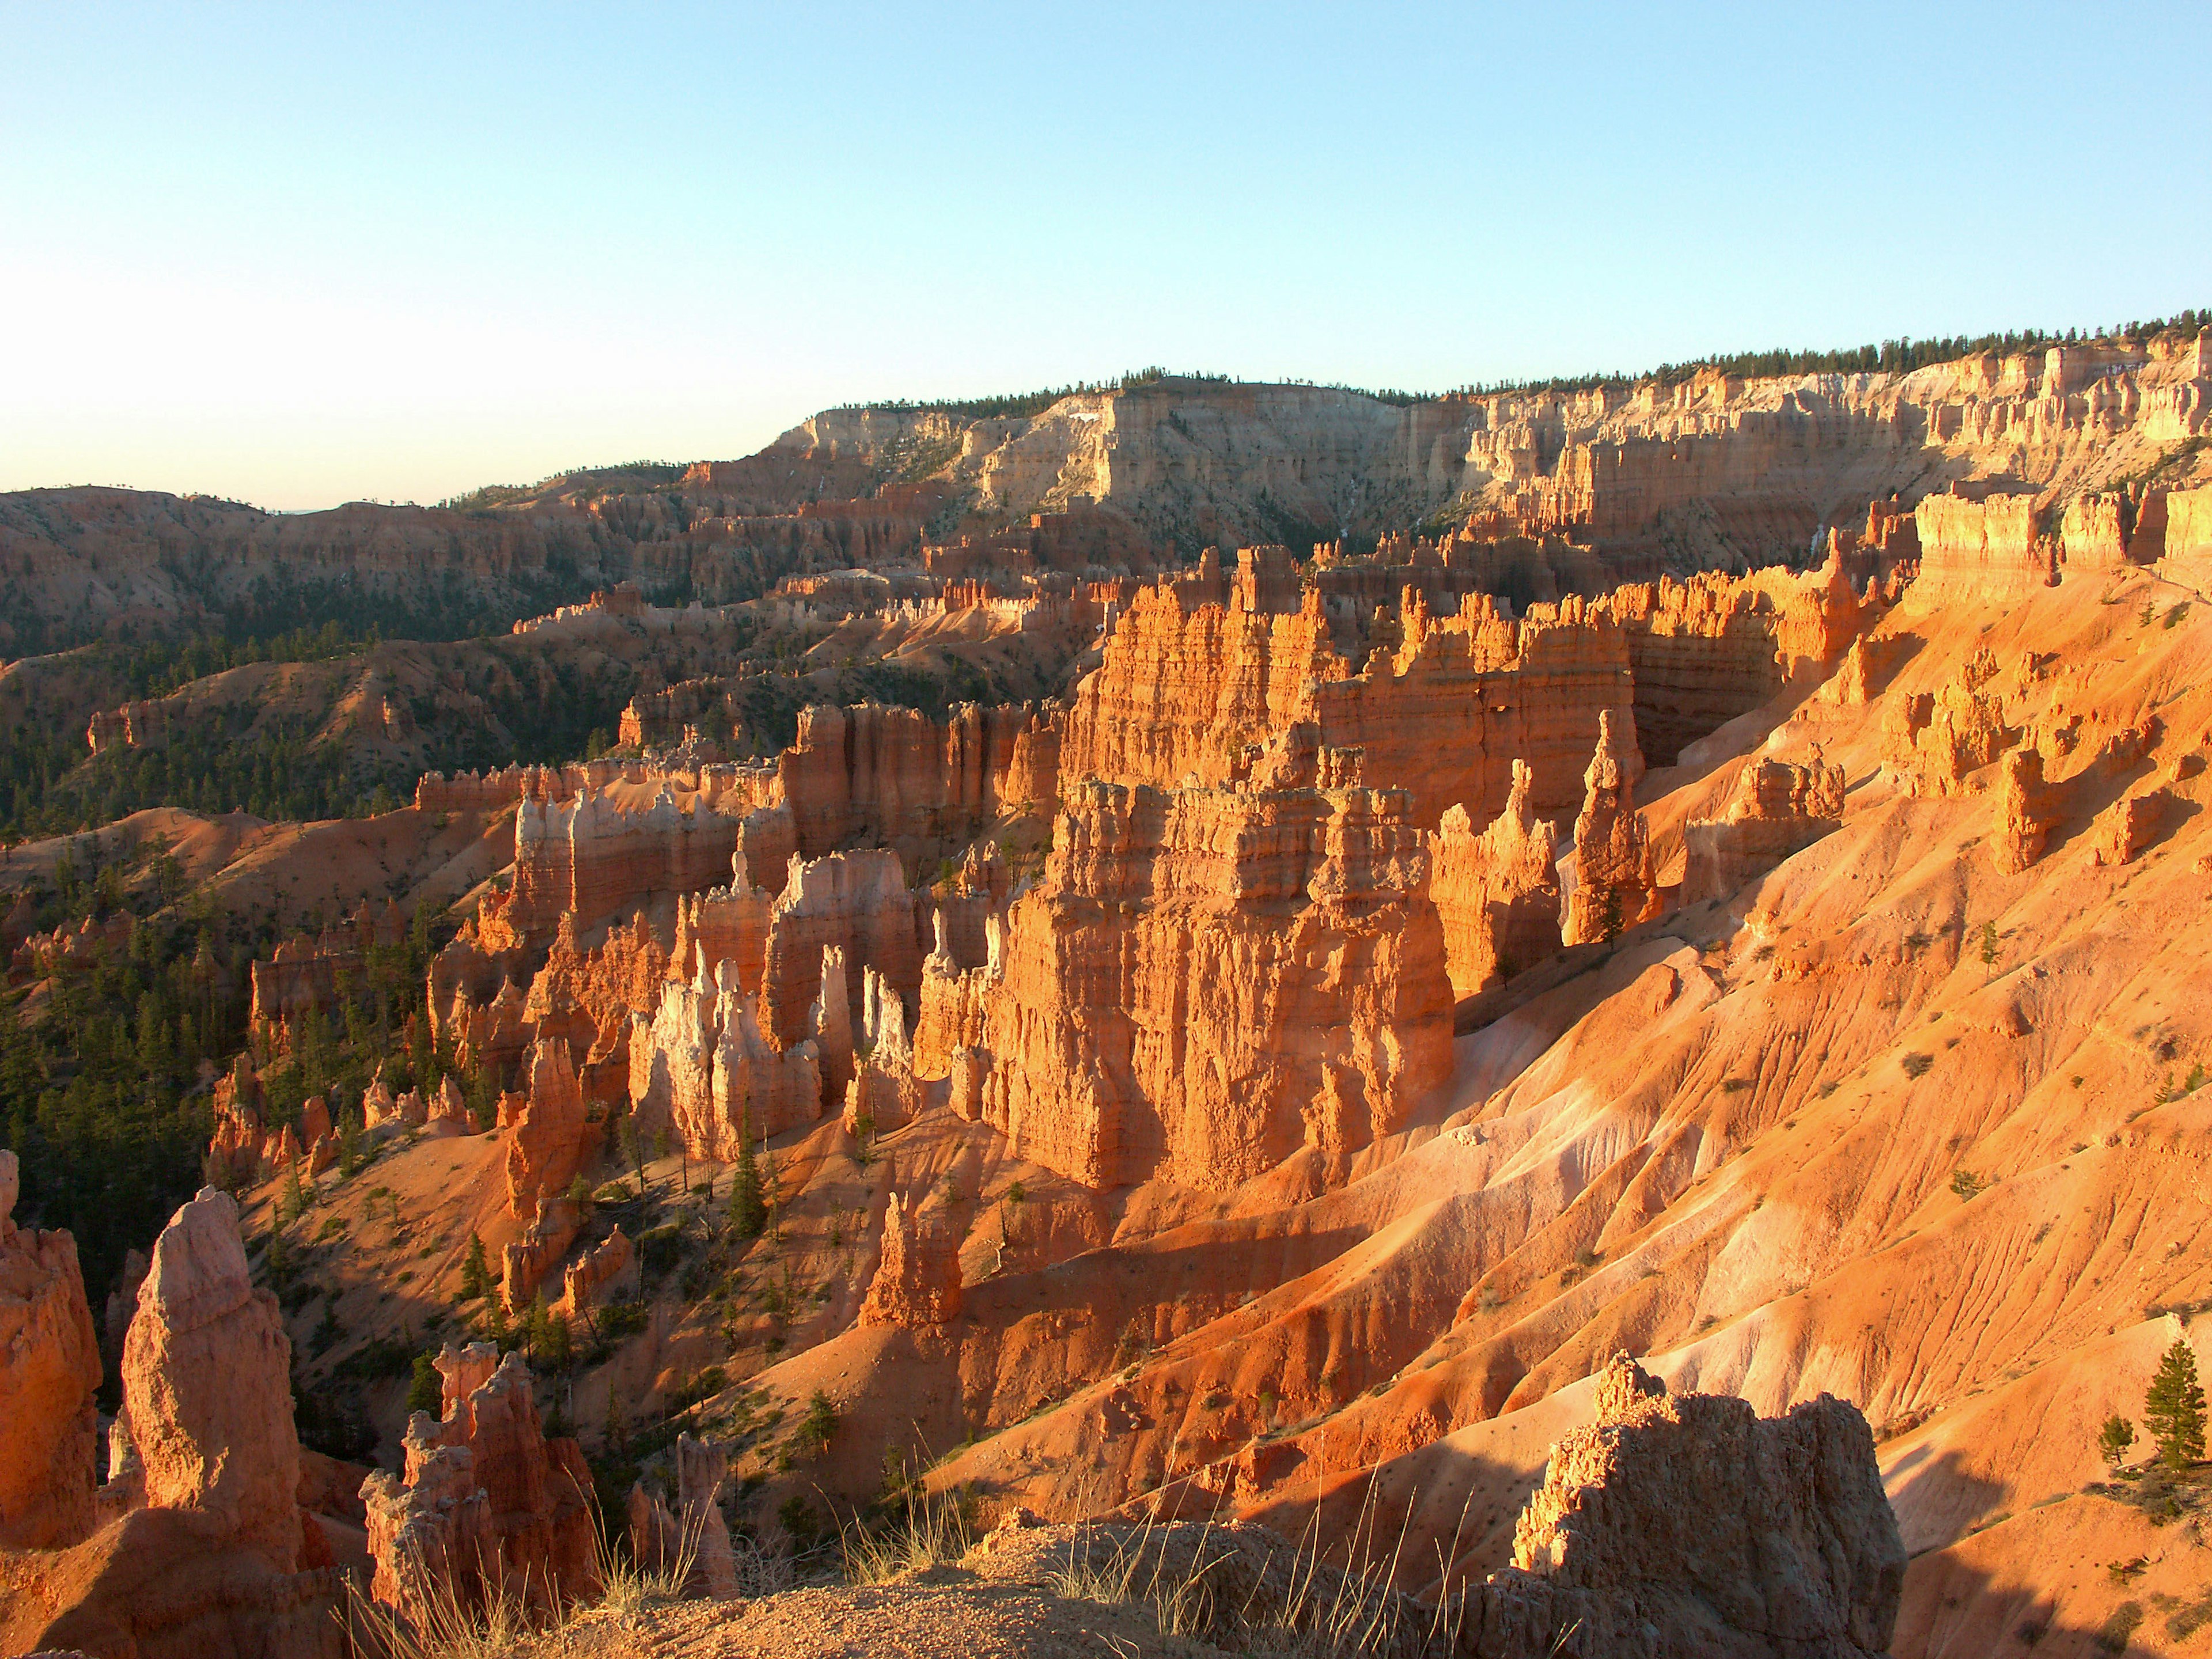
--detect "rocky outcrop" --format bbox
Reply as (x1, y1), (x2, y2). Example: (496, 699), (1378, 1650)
(1561, 712), (1660, 945)
(1429, 759), (1560, 997)
(1060, 578), (1635, 830)
(979, 753), (1455, 1191)
(360, 1343), (597, 1621)
(1682, 753), (1847, 902)
(1884, 649), (2020, 800)
(915, 911), (998, 1078)
(551, 1229), (635, 1324)
(626, 1432), (738, 1599)
(775, 700), (1061, 864)
(500, 1197), (582, 1314)
(860, 1191), (964, 1327)
(757, 850), (922, 1058)
(509, 778), (745, 936)
(505, 1036), (590, 1219)
(1990, 747), (2064, 874)
(0, 1149), (103, 1548)
(1481, 1355), (1904, 1658)
(628, 959), (823, 1160)
(121, 1188), (303, 1569)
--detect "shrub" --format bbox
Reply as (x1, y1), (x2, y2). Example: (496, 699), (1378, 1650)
(1900, 1052), (1934, 1079)
(779, 1493), (823, 1550)
(639, 1224), (685, 1277)
(1950, 1170), (1987, 1201)
(2099, 1414), (2137, 1466)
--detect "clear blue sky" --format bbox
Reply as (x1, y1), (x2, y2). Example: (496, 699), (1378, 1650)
(5, 2), (2207, 511)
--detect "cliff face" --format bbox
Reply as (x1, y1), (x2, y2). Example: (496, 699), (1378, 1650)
(980, 763), (1455, 1191)
(782, 332), (2210, 567)
(0, 1150), (103, 1550)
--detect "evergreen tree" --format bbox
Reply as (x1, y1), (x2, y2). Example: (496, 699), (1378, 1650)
(802, 1387), (838, 1456)
(2145, 1340), (2207, 1469)
(406, 1352), (442, 1415)
(2099, 1414), (2137, 1466)
(729, 1107), (766, 1239)
(460, 1233), (490, 1301)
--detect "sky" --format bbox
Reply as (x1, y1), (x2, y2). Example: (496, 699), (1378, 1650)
(4, 2), (2209, 512)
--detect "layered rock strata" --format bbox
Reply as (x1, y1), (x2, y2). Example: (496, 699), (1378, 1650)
(979, 753), (1454, 1191)
(1681, 753), (1847, 902)
(1429, 759), (1560, 998)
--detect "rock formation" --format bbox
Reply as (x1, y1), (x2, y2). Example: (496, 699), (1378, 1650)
(1560, 711), (1659, 945)
(861, 1190), (965, 1327)
(626, 1433), (738, 1599)
(1682, 753), (1847, 902)
(361, 1343), (597, 1620)
(505, 1036), (589, 1218)
(1482, 1356), (1904, 1657)
(121, 1187), (303, 1568)
(628, 958), (821, 1160)
(757, 849), (922, 1055)
(1991, 747), (2064, 874)
(501, 1196), (582, 1313)
(1429, 759), (1561, 997)
(552, 1228), (635, 1324)
(0, 1149), (103, 1548)
(980, 753), (1455, 1190)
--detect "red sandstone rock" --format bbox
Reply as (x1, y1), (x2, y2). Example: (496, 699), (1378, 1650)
(1561, 711), (1660, 945)
(552, 1229), (635, 1324)
(1991, 748), (2064, 875)
(505, 1037), (589, 1219)
(361, 1343), (596, 1620)
(915, 910), (997, 1078)
(2090, 789), (2168, 867)
(629, 960), (821, 1161)
(426, 1074), (472, 1138)
(1429, 758), (1561, 997)
(1682, 752), (1846, 902)
(758, 849), (922, 1064)
(1486, 1355), (1904, 1656)
(120, 1188), (302, 1570)
(0, 1149), (103, 1548)
(625, 1432), (737, 1599)
(979, 756), (1455, 1191)
(861, 1191), (964, 1327)
(500, 1198), (582, 1313)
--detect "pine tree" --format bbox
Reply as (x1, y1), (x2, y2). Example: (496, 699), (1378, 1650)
(406, 1352), (442, 1416)
(279, 1157), (307, 1226)
(460, 1233), (489, 1301)
(729, 1107), (766, 1239)
(802, 1387), (838, 1456)
(2099, 1414), (2137, 1466)
(2145, 1339), (2207, 1469)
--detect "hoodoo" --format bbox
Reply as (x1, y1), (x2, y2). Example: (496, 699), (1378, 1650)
(7, 305), (2211, 1659)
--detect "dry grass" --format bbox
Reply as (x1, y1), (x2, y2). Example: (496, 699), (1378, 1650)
(840, 1482), (978, 1585)
(343, 1506), (700, 1659)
